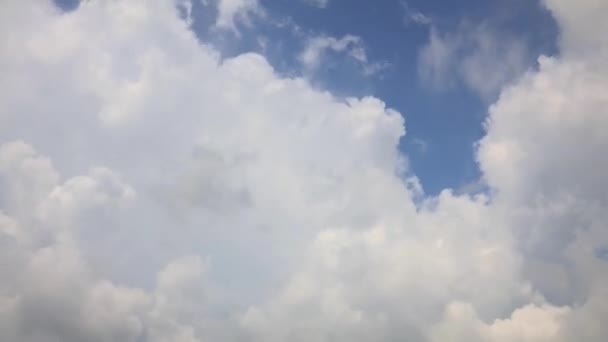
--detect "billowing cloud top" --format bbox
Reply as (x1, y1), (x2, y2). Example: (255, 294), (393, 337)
(0, 0), (607, 341)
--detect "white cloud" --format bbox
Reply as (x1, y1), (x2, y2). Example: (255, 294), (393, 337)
(303, 0), (329, 9)
(241, 191), (529, 341)
(411, 137), (429, 154)
(408, 12), (432, 26)
(299, 35), (365, 69)
(0, 0), (607, 341)
(477, 52), (608, 313)
(430, 302), (569, 342)
(299, 35), (388, 76)
(402, 1), (432, 26)
(542, 0), (608, 58)
(418, 24), (531, 100)
(214, 0), (263, 33)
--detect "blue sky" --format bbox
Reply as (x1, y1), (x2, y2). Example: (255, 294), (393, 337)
(53, 0), (559, 194)
(179, 0), (560, 194)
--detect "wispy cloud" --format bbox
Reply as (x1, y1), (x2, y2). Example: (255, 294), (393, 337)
(418, 22), (532, 100)
(402, 1), (432, 26)
(214, 0), (264, 34)
(302, 0), (329, 9)
(299, 34), (389, 76)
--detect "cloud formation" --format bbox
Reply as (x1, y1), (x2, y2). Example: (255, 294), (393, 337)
(402, 1), (432, 26)
(299, 35), (388, 76)
(418, 23), (532, 100)
(0, 0), (607, 341)
(214, 0), (263, 33)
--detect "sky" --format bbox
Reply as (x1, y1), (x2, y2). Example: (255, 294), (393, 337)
(56, 0), (560, 194)
(190, 0), (559, 194)
(0, 0), (607, 341)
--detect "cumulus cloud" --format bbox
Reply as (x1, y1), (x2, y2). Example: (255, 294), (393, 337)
(0, 0), (607, 341)
(429, 302), (569, 342)
(0, 140), (205, 342)
(543, 0), (608, 57)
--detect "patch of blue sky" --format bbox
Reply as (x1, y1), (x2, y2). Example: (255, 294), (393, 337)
(53, 0), (559, 196)
(254, 0), (559, 195)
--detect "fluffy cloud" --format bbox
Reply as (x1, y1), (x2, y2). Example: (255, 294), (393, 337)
(474, 2), (608, 338)
(0, 140), (205, 342)
(429, 302), (569, 342)
(0, 0), (607, 341)
(543, 0), (608, 57)
(241, 191), (529, 341)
